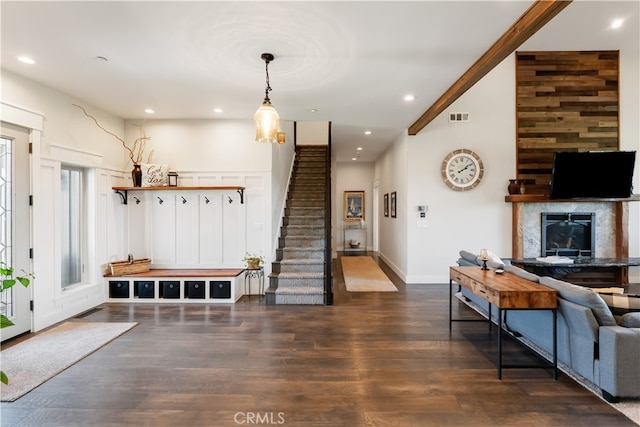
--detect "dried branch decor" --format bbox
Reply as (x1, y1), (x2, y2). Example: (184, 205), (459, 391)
(73, 104), (153, 164)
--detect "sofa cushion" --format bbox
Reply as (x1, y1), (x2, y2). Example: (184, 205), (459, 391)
(619, 312), (640, 328)
(597, 292), (640, 316)
(504, 265), (540, 282)
(539, 276), (617, 326)
(459, 250), (481, 266)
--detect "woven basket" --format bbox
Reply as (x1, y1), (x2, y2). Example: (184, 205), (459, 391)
(110, 258), (151, 276)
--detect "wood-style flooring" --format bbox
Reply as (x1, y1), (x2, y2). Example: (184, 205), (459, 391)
(1, 254), (636, 426)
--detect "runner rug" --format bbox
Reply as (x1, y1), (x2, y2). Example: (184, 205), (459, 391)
(341, 256), (397, 292)
(0, 321), (137, 402)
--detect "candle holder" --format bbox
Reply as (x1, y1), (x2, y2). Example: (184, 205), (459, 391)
(479, 249), (490, 270)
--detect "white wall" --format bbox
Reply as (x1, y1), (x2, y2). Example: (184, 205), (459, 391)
(2, 70), (126, 330)
(374, 134), (409, 280)
(1, 71), (294, 330)
(405, 56), (516, 283)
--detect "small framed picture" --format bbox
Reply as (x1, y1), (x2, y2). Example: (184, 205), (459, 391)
(384, 193), (389, 217)
(391, 191), (397, 218)
(344, 191), (365, 221)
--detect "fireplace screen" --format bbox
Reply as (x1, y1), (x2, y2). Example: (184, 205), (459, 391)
(541, 212), (595, 257)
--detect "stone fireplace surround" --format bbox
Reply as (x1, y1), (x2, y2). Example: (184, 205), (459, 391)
(507, 194), (638, 260)
(524, 203), (612, 259)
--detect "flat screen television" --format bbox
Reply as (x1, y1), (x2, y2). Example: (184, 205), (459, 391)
(550, 151), (636, 199)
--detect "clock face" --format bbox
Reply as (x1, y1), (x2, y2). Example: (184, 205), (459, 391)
(441, 149), (484, 191)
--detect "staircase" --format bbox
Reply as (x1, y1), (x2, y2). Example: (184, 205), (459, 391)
(266, 145), (331, 305)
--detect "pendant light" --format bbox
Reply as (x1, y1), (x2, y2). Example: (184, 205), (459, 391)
(254, 53), (281, 143)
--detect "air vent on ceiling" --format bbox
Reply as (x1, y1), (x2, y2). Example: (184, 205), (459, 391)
(449, 112), (470, 122)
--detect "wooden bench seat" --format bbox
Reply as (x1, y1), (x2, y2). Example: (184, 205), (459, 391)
(105, 268), (244, 278)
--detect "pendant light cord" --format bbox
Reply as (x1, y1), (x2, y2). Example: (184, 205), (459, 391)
(263, 57), (272, 104)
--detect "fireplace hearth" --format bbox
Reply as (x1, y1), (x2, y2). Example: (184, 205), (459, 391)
(541, 212), (595, 258)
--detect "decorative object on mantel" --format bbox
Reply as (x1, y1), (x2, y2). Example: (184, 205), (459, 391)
(242, 253), (264, 270)
(73, 104), (153, 187)
(254, 53), (284, 144)
(508, 179), (520, 195)
(168, 171), (178, 187)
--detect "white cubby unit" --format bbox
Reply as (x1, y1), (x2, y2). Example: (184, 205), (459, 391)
(106, 185), (253, 303)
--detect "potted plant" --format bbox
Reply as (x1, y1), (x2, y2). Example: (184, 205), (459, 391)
(242, 253), (264, 270)
(1, 261), (34, 385)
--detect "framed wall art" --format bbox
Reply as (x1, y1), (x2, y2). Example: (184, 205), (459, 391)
(344, 191), (365, 221)
(383, 193), (389, 217)
(390, 191), (397, 218)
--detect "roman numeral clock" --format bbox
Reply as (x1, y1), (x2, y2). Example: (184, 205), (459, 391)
(441, 149), (484, 191)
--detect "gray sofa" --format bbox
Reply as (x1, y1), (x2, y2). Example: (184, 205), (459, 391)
(456, 250), (640, 402)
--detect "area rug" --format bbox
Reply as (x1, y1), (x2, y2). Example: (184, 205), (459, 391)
(455, 292), (640, 425)
(0, 321), (137, 402)
(341, 256), (397, 292)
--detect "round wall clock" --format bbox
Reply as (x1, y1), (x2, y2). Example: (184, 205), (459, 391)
(441, 148), (484, 191)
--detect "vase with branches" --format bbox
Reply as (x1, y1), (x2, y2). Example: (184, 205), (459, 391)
(73, 104), (153, 186)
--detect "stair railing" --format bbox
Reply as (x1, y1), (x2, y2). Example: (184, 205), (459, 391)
(324, 124), (333, 305)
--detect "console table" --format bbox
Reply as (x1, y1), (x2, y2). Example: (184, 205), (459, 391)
(449, 266), (558, 380)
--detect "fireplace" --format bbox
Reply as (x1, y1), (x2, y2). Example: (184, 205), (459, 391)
(541, 212), (595, 258)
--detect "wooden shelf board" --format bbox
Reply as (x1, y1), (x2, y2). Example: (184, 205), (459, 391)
(112, 185), (244, 191)
(505, 194), (640, 203)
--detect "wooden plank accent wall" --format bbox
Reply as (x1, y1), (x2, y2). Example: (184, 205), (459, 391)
(515, 50), (619, 194)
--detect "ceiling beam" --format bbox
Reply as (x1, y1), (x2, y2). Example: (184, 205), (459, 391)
(408, 0), (573, 136)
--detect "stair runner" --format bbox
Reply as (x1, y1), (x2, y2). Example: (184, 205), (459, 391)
(267, 146), (328, 305)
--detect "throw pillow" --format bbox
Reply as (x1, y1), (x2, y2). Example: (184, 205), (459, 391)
(141, 163), (169, 187)
(619, 312), (640, 328)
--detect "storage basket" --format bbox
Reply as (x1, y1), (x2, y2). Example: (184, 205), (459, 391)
(109, 258), (151, 276)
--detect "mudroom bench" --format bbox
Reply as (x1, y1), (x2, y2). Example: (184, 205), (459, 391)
(105, 268), (244, 303)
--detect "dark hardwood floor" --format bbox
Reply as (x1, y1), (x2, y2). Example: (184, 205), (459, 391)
(1, 253), (636, 426)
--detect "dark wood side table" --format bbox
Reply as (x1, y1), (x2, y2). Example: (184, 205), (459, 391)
(449, 266), (558, 380)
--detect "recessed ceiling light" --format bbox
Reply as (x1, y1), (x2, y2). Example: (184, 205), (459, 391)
(144, 109), (155, 114)
(213, 108), (223, 113)
(357, 147), (363, 151)
(403, 94), (416, 102)
(309, 108), (318, 113)
(611, 18), (624, 29)
(18, 56), (36, 64)
(352, 157), (357, 161)
(364, 131), (372, 135)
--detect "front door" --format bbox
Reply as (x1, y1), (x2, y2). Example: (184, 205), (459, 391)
(1, 123), (32, 341)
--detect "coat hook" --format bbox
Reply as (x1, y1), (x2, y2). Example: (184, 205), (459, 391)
(228, 196), (233, 204)
(182, 196), (187, 204)
(157, 196), (164, 204)
(204, 196), (210, 204)
(133, 196), (141, 204)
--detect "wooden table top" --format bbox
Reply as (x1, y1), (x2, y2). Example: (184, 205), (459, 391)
(450, 266), (557, 309)
(105, 268), (244, 278)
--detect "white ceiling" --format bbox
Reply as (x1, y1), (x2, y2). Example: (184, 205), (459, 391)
(1, 1), (638, 162)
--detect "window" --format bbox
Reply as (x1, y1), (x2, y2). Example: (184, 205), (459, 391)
(61, 166), (84, 288)
(0, 137), (13, 313)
